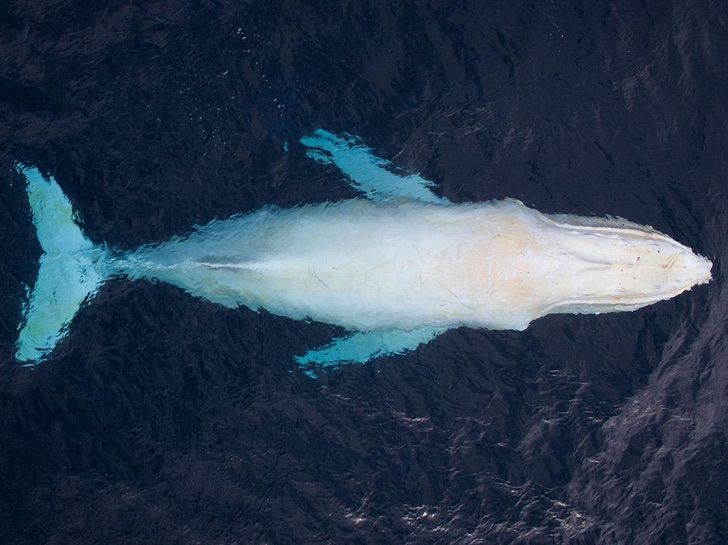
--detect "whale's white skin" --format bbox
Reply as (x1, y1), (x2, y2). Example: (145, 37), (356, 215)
(124, 198), (711, 333)
(13, 130), (712, 369)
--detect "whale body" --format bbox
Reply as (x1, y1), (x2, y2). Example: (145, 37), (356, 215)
(13, 130), (712, 371)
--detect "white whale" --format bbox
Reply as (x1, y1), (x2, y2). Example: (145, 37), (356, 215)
(14, 130), (712, 370)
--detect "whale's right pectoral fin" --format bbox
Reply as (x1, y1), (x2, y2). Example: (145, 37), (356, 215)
(294, 327), (445, 377)
(300, 129), (447, 204)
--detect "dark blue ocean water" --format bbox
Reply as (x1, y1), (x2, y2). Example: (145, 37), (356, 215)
(0, 1), (726, 544)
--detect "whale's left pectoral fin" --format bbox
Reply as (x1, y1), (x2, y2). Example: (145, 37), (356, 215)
(294, 327), (445, 377)
(300, 129), (447, 204)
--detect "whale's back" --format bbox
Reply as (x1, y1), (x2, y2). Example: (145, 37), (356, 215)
(123, 199), (550, 331)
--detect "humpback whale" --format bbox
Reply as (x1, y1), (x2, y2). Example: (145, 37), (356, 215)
(13, 130), (712, 371)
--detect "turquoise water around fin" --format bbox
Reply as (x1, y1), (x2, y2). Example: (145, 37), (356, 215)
(295, 327), (444, 377)
(300, 129), (445, 204)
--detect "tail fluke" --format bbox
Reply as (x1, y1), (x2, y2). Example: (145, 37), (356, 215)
(14, 165), (112, 363)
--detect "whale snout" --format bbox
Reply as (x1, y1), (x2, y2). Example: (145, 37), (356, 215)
(536, 214), (713, 316)
(666, 246), (712, 292)
(597, 232), (713, 306)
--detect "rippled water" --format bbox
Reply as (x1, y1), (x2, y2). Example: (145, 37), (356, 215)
(0, 2), (726, 544)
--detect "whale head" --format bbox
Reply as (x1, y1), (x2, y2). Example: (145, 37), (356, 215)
(534, 213), (712, 316)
